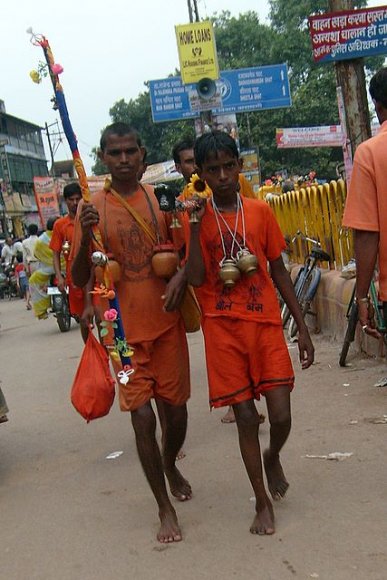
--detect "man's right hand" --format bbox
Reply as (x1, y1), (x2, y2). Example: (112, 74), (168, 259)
(57, 274), (66, 293)
(80, 203), (100, 239)
(358, 300), (381, 339)
(189, 196), (207, 223)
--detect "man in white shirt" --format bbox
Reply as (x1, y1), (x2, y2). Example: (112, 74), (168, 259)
(22, 224), (39, 310)
(22, 224), (39, 274)
(1, 237), (14, 266)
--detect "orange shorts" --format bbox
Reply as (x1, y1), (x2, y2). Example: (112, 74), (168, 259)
(202, 317), (294, 408)
(115, 320), (190, 412)
(68, 285), (84, 317)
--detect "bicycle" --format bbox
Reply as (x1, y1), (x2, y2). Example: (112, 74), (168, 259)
(281, 230), (331, 340)
(339, 276), (386, 367)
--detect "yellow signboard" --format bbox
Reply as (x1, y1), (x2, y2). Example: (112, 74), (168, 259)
(175, 20), (219, 84)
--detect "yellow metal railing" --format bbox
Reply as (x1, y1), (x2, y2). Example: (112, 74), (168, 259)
(264, 179), (353, 269)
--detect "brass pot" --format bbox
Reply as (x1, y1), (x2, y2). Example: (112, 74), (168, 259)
(152, 243), (179, 279)
(95, 259), (121, 283)
(61, 240), (71, 256)
(236, 249), (257, 276)
(219, 259), (241, 288)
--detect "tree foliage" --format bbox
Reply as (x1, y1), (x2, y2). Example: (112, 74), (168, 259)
(92, 0), (383, 179)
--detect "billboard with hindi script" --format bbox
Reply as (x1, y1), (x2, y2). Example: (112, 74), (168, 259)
(33, 177), (61, 229)
(309, 6), (387, 63)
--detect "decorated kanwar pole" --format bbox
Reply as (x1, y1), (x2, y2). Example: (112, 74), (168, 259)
(27, 28), (134, 384)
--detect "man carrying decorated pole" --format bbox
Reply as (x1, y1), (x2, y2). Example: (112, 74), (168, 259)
(72, 122), (192, 543)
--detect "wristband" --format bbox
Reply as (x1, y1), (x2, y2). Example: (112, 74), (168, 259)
(355, 296), (370, 304)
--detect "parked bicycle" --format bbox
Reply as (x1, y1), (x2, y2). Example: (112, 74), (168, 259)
(281, 230), (331, 339)
(339, 276), (386, 367)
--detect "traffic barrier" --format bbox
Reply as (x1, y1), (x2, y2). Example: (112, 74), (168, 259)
(263, 179), (353, 269)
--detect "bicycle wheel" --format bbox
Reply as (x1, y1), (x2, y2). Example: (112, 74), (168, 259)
(339, 302), (358, 367)
(282, 268), (305, 328)
(281, 303), (291, 328)
(288, 300), (311, 339)
(288, 268), (320, 339)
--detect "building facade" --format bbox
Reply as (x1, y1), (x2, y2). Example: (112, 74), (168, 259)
(0, 100), (48, 236)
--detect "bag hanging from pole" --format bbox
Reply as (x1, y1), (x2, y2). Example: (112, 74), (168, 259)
(71, 330), (116, 422)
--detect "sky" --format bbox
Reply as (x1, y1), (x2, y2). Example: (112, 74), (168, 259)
(1, 0), (384, 173)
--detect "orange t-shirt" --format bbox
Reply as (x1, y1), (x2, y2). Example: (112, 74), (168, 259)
(342, 120), (387, 300)
(49, 214), (75, 275)
(195, 197), (286, 324)
(50, 215), (74, 254)
(73, 185), (186, 343)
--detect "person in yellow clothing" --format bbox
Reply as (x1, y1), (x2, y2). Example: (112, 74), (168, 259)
(29, 217), (64, 319)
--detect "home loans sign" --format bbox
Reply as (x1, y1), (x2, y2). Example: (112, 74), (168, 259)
(309, 5), (387, 63)
(175, 20), (219, 84)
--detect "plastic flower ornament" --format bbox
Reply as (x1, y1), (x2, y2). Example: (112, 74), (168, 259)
(51, 63), (63, 75)
(90, 284), (115, 300)
(104, 308), (118, 322)
(30, 70), (41, 84)
(187, 173), (212, 198)
(100, 308), (119, 338)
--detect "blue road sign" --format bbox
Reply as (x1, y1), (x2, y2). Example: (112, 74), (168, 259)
(149, 64), (291, 123)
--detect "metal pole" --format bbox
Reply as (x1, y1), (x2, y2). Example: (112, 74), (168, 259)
(187, 0), (193, 23)
(192, 0), (200, 22)
(246, 114), (252, 148)
(44, 122), (55, 177)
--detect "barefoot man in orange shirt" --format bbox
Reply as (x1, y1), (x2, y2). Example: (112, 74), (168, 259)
(72, 123), (192, 543)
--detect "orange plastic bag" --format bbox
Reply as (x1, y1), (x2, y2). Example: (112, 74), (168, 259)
(71, 330), (116, 422)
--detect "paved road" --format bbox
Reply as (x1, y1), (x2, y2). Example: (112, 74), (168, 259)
(1, 299), (386, 580)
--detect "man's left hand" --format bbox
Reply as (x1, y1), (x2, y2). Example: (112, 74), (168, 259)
(298, 327), (315, 369)
(162, 268), (187, 312)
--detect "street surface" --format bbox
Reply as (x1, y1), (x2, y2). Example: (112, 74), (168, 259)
(1, 298), (386, 580)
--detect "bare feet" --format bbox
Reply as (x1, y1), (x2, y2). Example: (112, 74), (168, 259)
(221, 406), (265, 425)
(157, 507), (182, 543)
(165, 467), (192, 501)
(263, 450), (289, 500)
(221, 406), (236, 423)
(176, 448), (186, 461)
(250, 500), (275, 535)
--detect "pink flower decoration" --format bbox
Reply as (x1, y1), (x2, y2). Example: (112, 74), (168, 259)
(51, 63), (63, 75)
(104, 308), (118, 322)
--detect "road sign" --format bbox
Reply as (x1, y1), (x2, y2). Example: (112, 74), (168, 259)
(175, 20), (219, 84)
(149, 64), (291, 123)
(276, 123), (380, 149)
(309, 6), (387, 63)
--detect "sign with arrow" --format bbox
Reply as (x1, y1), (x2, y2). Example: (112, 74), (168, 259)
(149, 64), (291, 123)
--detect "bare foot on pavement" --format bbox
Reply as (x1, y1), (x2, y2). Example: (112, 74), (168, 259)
(250, 500), (275, 535)
(263, 450), (289, 500)
(165, 467), (192, 501)
(157, 507), (182, 543)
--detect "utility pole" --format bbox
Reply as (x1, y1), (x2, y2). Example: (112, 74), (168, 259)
(329, 0), (371, 159)
(0, 139), (12, 234)
(186, 0), (212, 134)
(45, 122), (55, 177)
(43, 120), (64, 177)
(187, 0), (199, 23)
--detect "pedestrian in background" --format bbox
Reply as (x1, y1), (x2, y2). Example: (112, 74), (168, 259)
(343, 67), (387, 338)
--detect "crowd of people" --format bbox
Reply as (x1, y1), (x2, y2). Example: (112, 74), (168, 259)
(1, 66), (385, 545)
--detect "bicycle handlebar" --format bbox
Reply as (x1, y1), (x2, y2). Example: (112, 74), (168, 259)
(291, 230), (321, 247)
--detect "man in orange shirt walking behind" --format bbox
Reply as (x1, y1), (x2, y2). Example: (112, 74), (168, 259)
(343, 67), (387, 337)
(50, 182), (88, 342)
